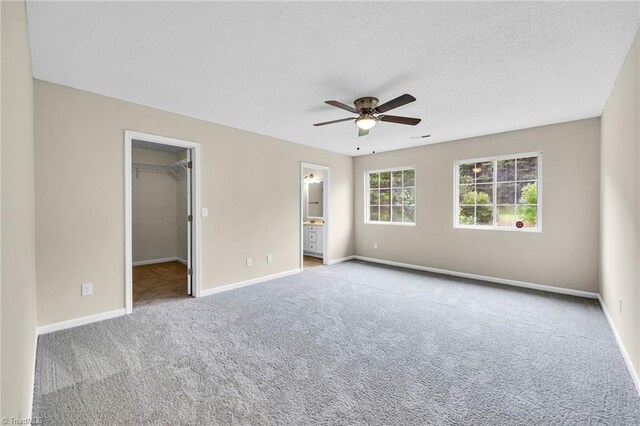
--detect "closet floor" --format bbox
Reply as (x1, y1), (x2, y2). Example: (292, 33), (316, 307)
(303, 255), (323, 268)
(133, 261), (189, 308)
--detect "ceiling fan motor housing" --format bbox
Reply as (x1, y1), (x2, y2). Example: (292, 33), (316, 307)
(354, 97), (379, 113)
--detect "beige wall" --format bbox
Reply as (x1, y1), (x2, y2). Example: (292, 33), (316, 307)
(1, 0), (38, 419)
(34, 80), (354, 326)
(600, 32), (640, 375)
(1, 0), (3, 408)
(354, 118), (600, 293)
(132, 148), (180, 263)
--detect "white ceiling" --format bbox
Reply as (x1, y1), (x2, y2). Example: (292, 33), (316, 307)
(26, 1), (639, 156)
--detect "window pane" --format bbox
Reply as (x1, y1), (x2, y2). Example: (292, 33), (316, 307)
(497, 205), (516, 227)
(459, 163), (474, 185)
(496, 182), (515, 204)
(367, 167), (416, 225)
(392, 171), (403, 188)
(456, 154), (540, 230)
(392, 206), (403, 222)
(517, 182), (537, 204)
(369, 172), (379, 189)
(379, 205), (391, 221)
(369, 189), (379, 205)
(516, 205), (537, 228)
(403, 187), (415, 205)
(379, 172), (391, 188)
(403, 205), (415, 223)
(379, 189), (390, 205)
(476, 206), (493, 225)
(459, 185), (475, 205)
(392, 188), (403, 205)
(403, 169), (415, 186)
(497, 159), (515, 182)
(369, 206), (379, 221)
(459, 206), (475, 225)
(516, 157), (538, 181)
(475, 161), (493, 183)
(475, 184), (493, 204)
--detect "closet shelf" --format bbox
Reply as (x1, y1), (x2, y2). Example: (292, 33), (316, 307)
(132, 159), (189, 180)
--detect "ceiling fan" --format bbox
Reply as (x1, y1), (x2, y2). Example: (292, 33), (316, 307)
(313, 94), (421, 137)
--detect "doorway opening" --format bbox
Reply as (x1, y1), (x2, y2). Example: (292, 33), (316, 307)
(301, 162), (329, 270)
(124, 131), (201, 313)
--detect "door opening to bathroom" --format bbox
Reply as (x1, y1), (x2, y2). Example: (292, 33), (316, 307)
(300, 162), (329, 270)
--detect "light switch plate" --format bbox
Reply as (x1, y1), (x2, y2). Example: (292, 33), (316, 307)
(267, 254), (273, 263)
(202, 208), (208, 218)
(246, 257), (252, 267)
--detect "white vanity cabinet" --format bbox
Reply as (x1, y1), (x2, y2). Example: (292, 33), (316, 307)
(303, 224), (323, 257)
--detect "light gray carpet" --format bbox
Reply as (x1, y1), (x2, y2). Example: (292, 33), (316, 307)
(33, 260), (640, 425)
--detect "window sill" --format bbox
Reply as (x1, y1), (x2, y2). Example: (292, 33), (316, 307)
(365, 221), (416, 227)
(454, 225), (541, 233)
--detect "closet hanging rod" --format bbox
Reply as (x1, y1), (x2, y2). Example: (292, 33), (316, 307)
(132, 159), (188, 169)
(132, 160), (187, 180)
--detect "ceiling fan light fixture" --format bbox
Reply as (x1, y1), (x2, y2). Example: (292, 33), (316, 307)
(356, 115), (377, 130)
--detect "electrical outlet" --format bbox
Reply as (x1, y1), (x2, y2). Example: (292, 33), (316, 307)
(373, 242), (378, 250)
(619, 298), (623, 315)
(202, 207), (208, 218)
(246, 257), (252, 267)
(81, 282), (93, 296)
(267, 254), (273, 263)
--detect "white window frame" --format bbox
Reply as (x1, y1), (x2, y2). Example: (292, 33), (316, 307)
(364, 166), (416, 226)
(453, 152), (542, 232)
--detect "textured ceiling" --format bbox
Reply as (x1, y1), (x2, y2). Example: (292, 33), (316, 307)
(26, 1), (639, 156)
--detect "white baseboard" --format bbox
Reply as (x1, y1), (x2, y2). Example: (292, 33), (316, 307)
(328, 255), (356, 265)
(199, 269), (301, 298)
(132, 257), (181, 267)
(28, 330), (38, 421)
(37, 308), (126, 335)
(354, 256), (599, 299)
(176, 258), (188, 265)
(598, 295), (640, 395)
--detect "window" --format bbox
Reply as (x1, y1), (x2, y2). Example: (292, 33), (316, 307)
(366, 167), (415, 225)
(455, 153), (541, 231)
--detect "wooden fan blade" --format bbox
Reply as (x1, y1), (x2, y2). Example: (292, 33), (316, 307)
(358, 128), (369, 137)
(379, 115), (421, 126)
(325, 100), (358, 114)
(375, 94), (416, 113)
(313, 117), (355, 126)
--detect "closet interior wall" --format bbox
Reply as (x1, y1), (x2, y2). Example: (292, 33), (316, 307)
(132, 147), (188, 264)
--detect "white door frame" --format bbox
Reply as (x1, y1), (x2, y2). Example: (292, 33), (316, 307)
(186, 148), (193, 295)
(124, 130), (202, 314)
(300, 162), (330, 269)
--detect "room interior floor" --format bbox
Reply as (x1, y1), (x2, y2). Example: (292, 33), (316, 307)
(303, 255), (323, 268)
(33, 261), (640, 424)
(133, 261), (189, 307)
